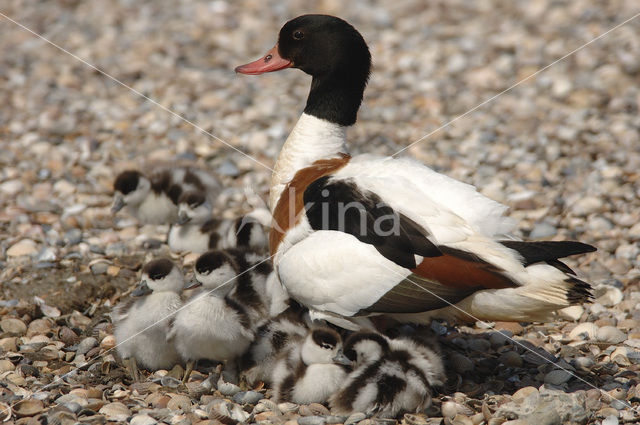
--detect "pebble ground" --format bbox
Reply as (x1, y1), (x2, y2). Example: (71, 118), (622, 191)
(1, 0), (639, 424)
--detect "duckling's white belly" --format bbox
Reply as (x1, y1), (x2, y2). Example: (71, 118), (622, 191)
(291, 364), (346, 404)
(134, 194), (177, 224)
(114, 293), (182, 370)
(172, 297), (252, 361)
(167, 224), (211, 253)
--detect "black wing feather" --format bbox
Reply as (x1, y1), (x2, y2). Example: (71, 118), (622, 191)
(304, 176), (441, 269)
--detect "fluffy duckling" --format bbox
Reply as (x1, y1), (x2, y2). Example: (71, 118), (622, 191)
(271, 327), (348, 404)
(169, 250), (255, 382)
(329, 331), (444, 418)
(112, 167), (220, 224)
(193, 248), (289, 322)
(167, 190), (268, 254)
(113, 258), (183, 380)
(226, 248), (290, 321)
(239, 302), (309, 385)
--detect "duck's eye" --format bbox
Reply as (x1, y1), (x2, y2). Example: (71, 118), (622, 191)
(321, 343), (333, 349)
(345, 349), (357, 361)
(293, 31), (304, 40)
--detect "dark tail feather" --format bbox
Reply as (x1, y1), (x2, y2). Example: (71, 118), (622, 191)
(565, 277), (593, 303)
(500, 240), (596, 267)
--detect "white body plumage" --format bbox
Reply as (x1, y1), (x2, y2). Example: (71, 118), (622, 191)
(113, 259), (183, 371)
(271, 327), (347, 404)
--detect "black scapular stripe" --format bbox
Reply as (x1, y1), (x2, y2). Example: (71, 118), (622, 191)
(303, 176), (442, 269)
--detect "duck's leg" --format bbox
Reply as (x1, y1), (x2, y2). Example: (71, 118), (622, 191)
(182, 359), (195, 384)
(124, 357), (141, 382)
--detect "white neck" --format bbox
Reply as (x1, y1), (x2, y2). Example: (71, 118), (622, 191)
(269, 113), (348, 211)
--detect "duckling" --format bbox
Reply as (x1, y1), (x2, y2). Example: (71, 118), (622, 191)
(112, 167), (220, 224)
(167, 190), (268, 254)
(387, 326), (445, 390)
(271, 327), (348, 404)
(239, 302), (309, 385)
(225, 214), (268, 252)
(225, 248), (290, 322)
(191, 248), (288, 322)
(329, 331), (444, 418)
(112, 258), (183, 380)
(167, 191), (218, 253)
(169, 250), (255, 383)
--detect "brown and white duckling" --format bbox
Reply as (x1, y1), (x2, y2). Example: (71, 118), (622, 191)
(329, 331), (444, 418)
(239, 302), (309, 385)
(112, 167), (221, 224)
(271, 327), (348, 404)
(169, 250), (255, 382)
(113, 258), (183, 380)
(167, 190), (268, 254)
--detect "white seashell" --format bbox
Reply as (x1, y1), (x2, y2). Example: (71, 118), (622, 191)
(130, 414), (158, 425)
(558, 305), (584, 321)
(441, 401), (473, 418)
(611, 347), (631, 366)
(277, 402), (299, 413)
(568, 323), (599, 340)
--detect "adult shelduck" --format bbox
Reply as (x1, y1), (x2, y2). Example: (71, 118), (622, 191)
(235, 15), (595, 326)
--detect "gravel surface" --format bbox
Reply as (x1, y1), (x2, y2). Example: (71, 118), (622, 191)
(1, 0), (639, 424)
